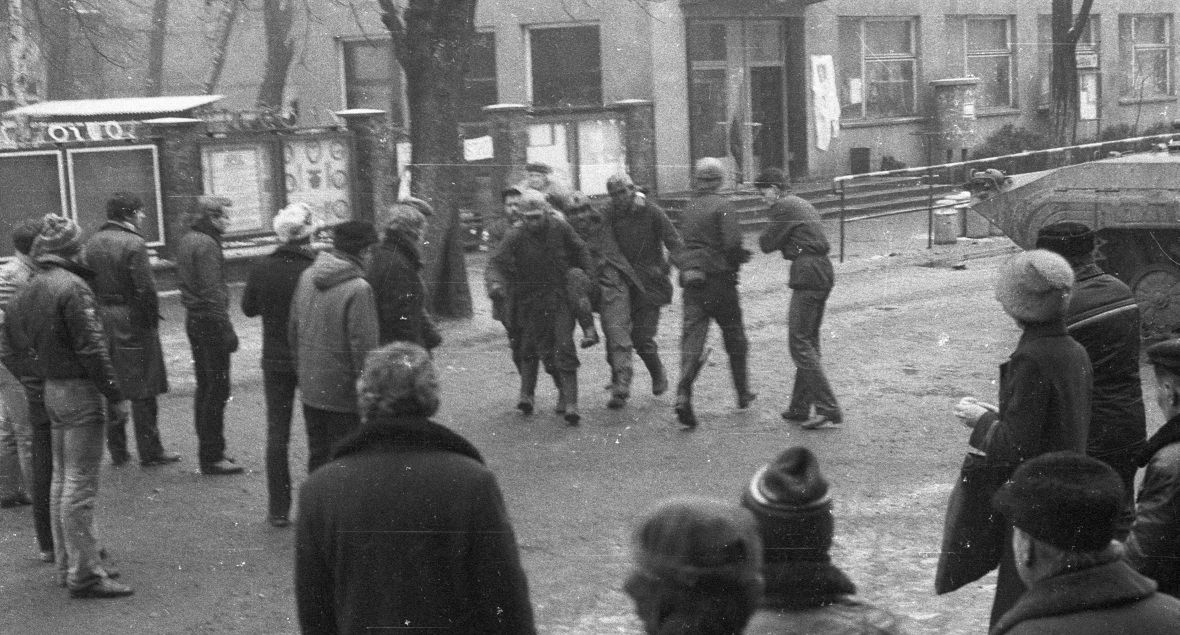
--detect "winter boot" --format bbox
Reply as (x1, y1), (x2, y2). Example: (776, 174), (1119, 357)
(730, 355), (757, 409)
(559, 371), (580, 425)
(638, 350), (668, 396)
(580, 326), (600, 349)
(517, 360), (539, 415)
(674, 388), (697, 429)
(782, 372), (810, 422)
(607, 351), (633, 409)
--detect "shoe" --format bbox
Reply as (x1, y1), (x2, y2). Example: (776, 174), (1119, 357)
(39, 550), (54, 563)
(651, 374), (668, 396)
(606, 394), (626, 410)
(781, 410), (810, 423)
(801, 415), (842, 430)
(516, 396), (534, 415)
(580, 330), (600, 348)
(97, 549), (119, 579)
(109, 453), (130, 467)
(675, 401), (698, 429)
(201, 459), (245, 475)
(268, 515), (291, 528)
(140, 452), (182, 467)
(737, 392), (757, 409)
(69, 577), (133, 599)
(0, 493), (32, 508)
(564, 411), (581, 426)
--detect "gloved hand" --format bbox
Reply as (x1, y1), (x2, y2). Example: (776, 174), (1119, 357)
(954, 397), (997, 429)
(488, 283), (506, 302)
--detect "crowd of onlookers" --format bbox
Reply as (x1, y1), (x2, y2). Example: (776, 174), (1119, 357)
(1, 161), (1179, 635)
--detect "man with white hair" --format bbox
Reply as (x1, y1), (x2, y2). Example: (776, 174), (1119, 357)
(295, 342), (536, 633)
(672, 158), (755, 428)
(241, 202), (317, 527)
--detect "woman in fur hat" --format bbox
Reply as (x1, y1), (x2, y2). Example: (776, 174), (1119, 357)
(365, 200), (441, 350)
(952, 248), (1093, 627)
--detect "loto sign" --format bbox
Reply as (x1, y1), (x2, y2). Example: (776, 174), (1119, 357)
(0, 120), (138, 148)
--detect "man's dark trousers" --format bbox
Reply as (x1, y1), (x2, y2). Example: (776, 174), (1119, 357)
(186, 316), (232, 468)
(786, 288), (840, 420)
(303, 405), (360, 473)
(264, 368), (298, 518)
(23, 377), (53, 554)
(678, 274), (748, 389)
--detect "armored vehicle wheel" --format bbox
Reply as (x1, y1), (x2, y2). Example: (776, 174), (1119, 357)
(1132, 263), (1180, 340)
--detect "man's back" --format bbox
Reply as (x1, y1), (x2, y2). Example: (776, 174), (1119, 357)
(679, 191), (740, 275)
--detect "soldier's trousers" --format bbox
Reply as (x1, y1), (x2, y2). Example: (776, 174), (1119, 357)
(678, 274), (747, 389)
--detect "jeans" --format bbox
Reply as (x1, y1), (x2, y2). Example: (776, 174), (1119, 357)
(786, 289), (840, 419)
(0, 369), (31, 500)
(303, 405), (360, 474)
(106, 397), (165, 462)
(186, 316), (233, 466)
(22, 378), (53, 553)
(263, 368), (298, 519)
(45, 378), (106, 590)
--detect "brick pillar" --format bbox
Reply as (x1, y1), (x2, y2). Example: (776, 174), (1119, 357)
(144, 117), (207, 259)
(335, 108), (393, 224)
(929, 78), (979, 168)
(611, 99), (657, 194)
(482, 104), (530, 199)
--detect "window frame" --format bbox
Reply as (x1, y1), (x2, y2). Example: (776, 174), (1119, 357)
(838, 16), (920, 120)
(1036, 15), (1100, 109)
(459, 30), (498, 124)
(1120, 13), (1174, 100)
(337, 35), (406, 127)
(963, 15), (1016, 110)
(525, 23), (603, 109)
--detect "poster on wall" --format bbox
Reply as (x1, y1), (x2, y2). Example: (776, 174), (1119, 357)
(811, 55), (840, 151)
(576, 119), (626, 196)
(201, 143), (273, 235)
(283, 136), (353, 226)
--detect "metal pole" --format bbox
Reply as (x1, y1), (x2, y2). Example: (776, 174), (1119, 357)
(838, 183), (847, 263)
(926, 167), (935, 250)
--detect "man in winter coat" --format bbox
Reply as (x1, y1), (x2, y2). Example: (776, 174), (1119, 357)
(0, 219), (53, 562)
(741, 446), (905, 633)
(288, 220), (379, 472)
(85, 193), (179, 469)
(487, 189), (591, 425)
(366, 199), (441, 349)
(756, 168), (842, 430)
(990, 452), (1180, 634)
(1035, 222), (1145, 533)
(0, 215), (132, 598)
(673, 158), (755, 428)
(954, 249), (1092, 627)
(174, 196), (242, 475)
(598, 173), (682, 409)
(240, 202), (317, 527)
(1124, 338), (1180, 598)
(295, 342), (536, 634)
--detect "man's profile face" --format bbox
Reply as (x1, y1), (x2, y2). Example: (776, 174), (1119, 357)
(209, 207), (230, 233)
(526, 171), (548, 190)
(608, 184), (635, 210)
(758, 186), (780, 206)
(504, 194), (522, 219)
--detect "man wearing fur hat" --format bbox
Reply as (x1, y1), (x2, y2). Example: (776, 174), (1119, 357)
(598, 172), (682, 410)
(241, 202), (317, 526)
(85, 193), (180, 469)
(990, 452), (1180, 633)
(175, 196), (242, 475)
(295, 342), (535, 634)
(624, 497), (764, 634)
(672, 157), (755, 428)
(742, 447), (904, 633)
(0, 215), (132, 598)
(289, 220), (379, 472)
(1124, 339), (1180, 598)
(487, 189), (592, 425)
(953, 249), (1092, 626)
(1035, 222), (1145, 533)
(366, 200), (441, 350)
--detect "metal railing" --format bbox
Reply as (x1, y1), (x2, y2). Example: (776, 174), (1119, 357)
(830, 132), (1180, 262)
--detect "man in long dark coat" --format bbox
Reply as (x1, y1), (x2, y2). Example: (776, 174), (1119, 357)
(85, 193), (179, 467)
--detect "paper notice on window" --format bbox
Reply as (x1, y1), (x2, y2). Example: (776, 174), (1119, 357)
(1079, 74), (1098, 120)
(463, 135), (494, 162)
(811, 55), (840, 151)
(396, 142), (412, 173)
(848, 78), (863, 105)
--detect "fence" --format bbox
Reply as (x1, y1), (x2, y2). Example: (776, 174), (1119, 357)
(829, 131), (1180, 262)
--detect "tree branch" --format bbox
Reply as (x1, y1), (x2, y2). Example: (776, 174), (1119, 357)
(377, 0), (408, 65)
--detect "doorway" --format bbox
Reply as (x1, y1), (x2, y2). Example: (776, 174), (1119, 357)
(687, 19), (802, 186)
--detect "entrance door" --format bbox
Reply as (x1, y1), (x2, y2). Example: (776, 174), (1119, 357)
(688, 19), (787, 186)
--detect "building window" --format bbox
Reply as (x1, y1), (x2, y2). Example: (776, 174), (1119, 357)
(837, 17), (918, 119)
(1036, 16), (1099, 117)
(460, 32), (497, 123)
(528, 25), (602, 108)
(957, 16), (1015, 109)
(1120, 14), (1172, 99)
(341, 38), (402, 124)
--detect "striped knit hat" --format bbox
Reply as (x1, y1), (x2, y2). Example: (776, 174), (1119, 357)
(31, 214), (82, 259)
(741, 446), (834, 562)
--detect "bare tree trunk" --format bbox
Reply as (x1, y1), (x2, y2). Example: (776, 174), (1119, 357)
(256, 0), (294, 108)
(203, 0), (239, 94)
(380, 0), (474, 318)
(8, 0), (42, 104)
(143, 0), (168, 96)
(1049, 0), (1094, 146)
(37, 0), (73, 99)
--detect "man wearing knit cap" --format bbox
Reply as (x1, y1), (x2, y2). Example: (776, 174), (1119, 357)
(85, 193), (180, 469)
(1036, 222), (1145, 533)
(742, 447), (903, 633)
(241, 202), (317, 526)
(756, 167), (842, 429)
(0, 214), (132, 598)
(990, 452), (1180, 633)
(624, 497), (764, 634)
(952, 248), (1092, 626)
(288, 220), (379, 471)
(175, 196), (242, 475)
(1124, 338), (1180, 598)
(672, 157), (755, 428)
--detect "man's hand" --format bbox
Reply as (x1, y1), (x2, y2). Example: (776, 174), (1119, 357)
(953, 396), (997, 429)
(488, 283), (506, 302)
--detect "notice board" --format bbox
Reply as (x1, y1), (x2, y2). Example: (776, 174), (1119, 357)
(283, 135), (354, 225)
(201, 142), (276, 235)
(0, 151), (65, 257)
(67, 145), (163, 244)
